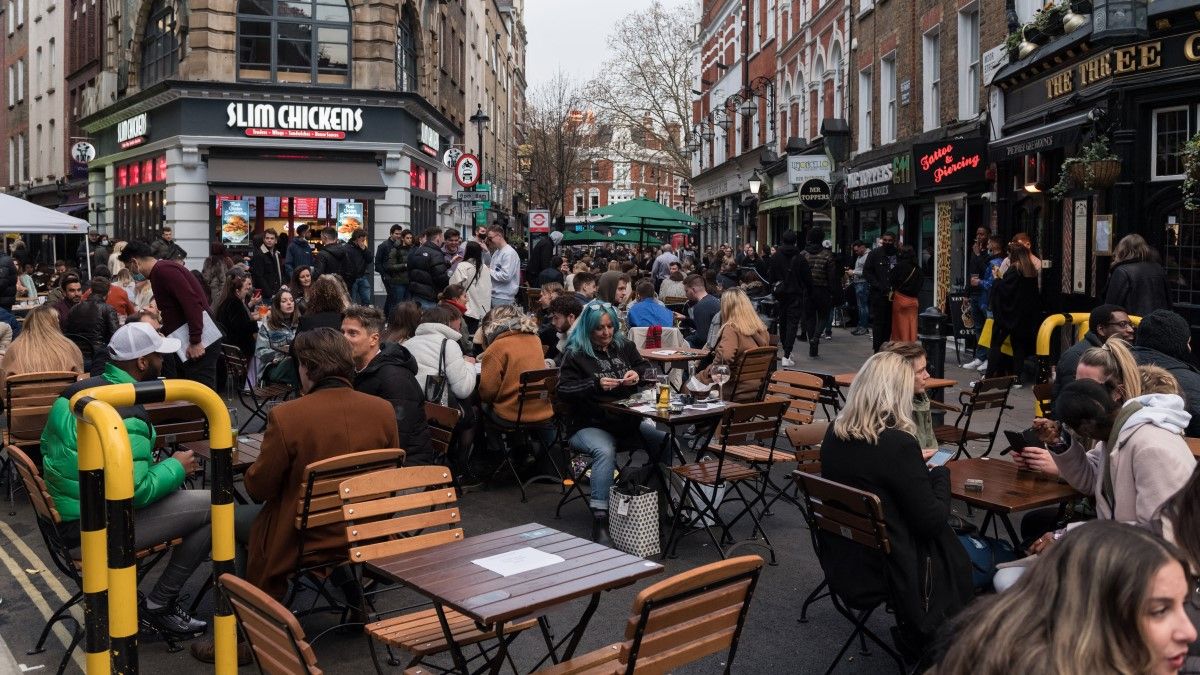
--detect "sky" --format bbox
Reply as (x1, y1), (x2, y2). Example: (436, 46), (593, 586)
(524, 0), (688, 90)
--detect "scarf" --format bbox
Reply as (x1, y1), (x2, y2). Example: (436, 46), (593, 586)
(442, 298), (468, 315)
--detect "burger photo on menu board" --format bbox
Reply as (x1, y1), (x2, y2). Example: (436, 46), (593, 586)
(222, 199), (251, 244)
(336, 202), (364, 242)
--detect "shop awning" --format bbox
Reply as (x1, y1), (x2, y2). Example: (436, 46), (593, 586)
(757, 193), (799, 211)
(206, 157), (388, 200)
(989, 112), (1089, 161)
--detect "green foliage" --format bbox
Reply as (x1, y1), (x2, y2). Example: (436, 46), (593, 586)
(1050, 137), (1118, 200)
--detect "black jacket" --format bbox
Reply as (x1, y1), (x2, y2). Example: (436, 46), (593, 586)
(1051, 331), (1103, 413)
(0, 254), (16, 309)
(537, 268), (564, 287)
(890, 258), (922, 298)
(150, 237), (187, 261)
(1130, 345), (1200, 437)
(556, 339), (657, 435)
(1104, 260), (1172, 317)
(527, 235), (555, 287)
(352, 342), (434, 463)
(250, 245), (285, 298)
(767, 243), (812, 299)
(375, 240), (409, 285)
(216, 297), (257, 362)
(314, 242), (359, 287)
(297, 311), (344, 334)
(863, 246), (896, 301)
(406, 242), (449, 302)
(820, 427), (974, 650)
(992, 269), (1041, 337)
(62, 297), (120, 373)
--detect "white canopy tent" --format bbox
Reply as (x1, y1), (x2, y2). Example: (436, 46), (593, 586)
(0, 192), (93, 276)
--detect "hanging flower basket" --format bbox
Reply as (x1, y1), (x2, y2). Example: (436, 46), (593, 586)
(1068, 162), (1089, 185)
(1182, 133), (1200, 211)
(1087, 159), (1122, 188)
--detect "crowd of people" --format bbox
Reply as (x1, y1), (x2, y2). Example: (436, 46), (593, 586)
(7, 220), (1199, 672)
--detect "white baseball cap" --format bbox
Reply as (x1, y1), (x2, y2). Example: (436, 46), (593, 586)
(107, 322), (181, 361)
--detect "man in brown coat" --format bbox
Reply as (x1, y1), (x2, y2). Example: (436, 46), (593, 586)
(241, 327), (400, 600)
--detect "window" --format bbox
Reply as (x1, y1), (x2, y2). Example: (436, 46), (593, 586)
(814, 55), (825, 135)
(881, 53), (896, 143)
(1013, 0), (1038, 24)
(7, 138), (14, 183)
(34, 47), (42, 97)
(6, 0), (13, 34)
(15, 0), (21, 26)
(15, 59), (23, 102)
(958, 7), (980, 120)
(237, 0), (350, 85)
(922, 30), (940, 132)
(35, 124), (42, 177)
(49, 118), (55, 170)
(140, 0), (179, 88)
(396, 8), (417, 91)
(6, 65), (13, 106)
(48, 38), (55, 85)
(589, 188), (599, 210)
(766, 0), (775, 40)
(1152, 107), (1190, 180)
(831, 45), (843, 116)
(751, 0), (759, 52)
(574, 189), (584, 216)
(590, 161), (599, 181)
(18, 133), (26, 181)
(857, 68), (872, 151)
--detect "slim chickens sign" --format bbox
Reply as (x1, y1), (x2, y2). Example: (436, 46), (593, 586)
(913, 138), (988, 191)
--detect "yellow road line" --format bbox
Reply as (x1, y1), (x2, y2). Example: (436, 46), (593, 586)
(0, 521), (75, 604)
(0, 532), (85, 672)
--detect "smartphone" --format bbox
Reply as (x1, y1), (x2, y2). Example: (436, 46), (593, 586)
(1003, 428), (1045, 456)
(927, 448), (955, 467)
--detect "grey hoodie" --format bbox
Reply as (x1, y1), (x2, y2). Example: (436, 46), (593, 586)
(1053, 393), (1196, 530)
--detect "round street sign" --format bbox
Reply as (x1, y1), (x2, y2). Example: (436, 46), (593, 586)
(454, 153), (481, 188)
(443, 147), (463, 169)
(71, 141), (97, 164)
(798, 178), (832, 211)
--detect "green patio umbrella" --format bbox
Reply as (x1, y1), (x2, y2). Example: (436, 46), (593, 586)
(561, 226), (659, 246)
(586, 197), (697, 249)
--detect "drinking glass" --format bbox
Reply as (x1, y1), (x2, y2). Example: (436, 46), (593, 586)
(710, 364), (731, 402)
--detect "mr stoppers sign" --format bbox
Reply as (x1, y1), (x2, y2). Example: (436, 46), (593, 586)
(913, 139), (987, 191)
(226, 102), (364, 140)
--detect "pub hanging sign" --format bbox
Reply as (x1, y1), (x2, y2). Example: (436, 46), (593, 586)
(913, 138), (987, 191)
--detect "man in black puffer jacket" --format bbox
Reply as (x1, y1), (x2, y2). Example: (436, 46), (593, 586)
(342, 306), (435, 463)
(406, 227), (449, 308)
(62, 277), (121, 375)
(1130, 309), (1200, 437)
(0, 251), (16, 310)
(313, 227), (360, 290)
(767, 229), (812, 367)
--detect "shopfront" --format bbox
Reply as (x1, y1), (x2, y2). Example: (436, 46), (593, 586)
(990, 5), (1200, 322)
(82, 81), (455, 273)
(844, 150), (914, 251)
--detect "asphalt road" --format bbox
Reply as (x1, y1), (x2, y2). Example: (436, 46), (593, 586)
(0, 328), (1036, 674)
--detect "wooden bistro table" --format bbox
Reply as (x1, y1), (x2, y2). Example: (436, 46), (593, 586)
(948, 458), (1083, 544)
(600, 396), (729, 462)
(639, 347), (709, 391)
(183, 432), (263, 473)
(366, 523), (663, 674)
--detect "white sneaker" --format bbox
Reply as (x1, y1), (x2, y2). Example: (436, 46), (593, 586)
(962, 359), (982, 370)
(781, 357), (795, 367)
(976, 360), (989, 372)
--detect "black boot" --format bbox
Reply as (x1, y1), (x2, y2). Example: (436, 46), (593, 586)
(591, 510), (613, 547)
(809, 341), (820, 359)
(141, 596), (207, 638)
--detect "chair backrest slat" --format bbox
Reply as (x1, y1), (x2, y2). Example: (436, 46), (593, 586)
(293, 449), (406, 539)
(728, 346), (777, 403)
(715, 400), (788, 450)
(339, 466), (461, 564)
(766, 370), (824, 426)
(6, 371), (79, 445)
(220, 573), (322, 675)
(7, 446), (62, 524)
(618, 555), (763, 672)
(423, 401), (462, 459)
(794, 472), (890, 554)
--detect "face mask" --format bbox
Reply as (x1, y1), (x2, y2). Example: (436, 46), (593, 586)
(133, 273), (146, 282)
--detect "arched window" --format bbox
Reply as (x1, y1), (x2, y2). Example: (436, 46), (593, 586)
(813, 56), (825, 136)
(830, 44), (843, 116)
(140, 0), (179, 88)
(237, 0), (350, 85)
(396, 9), (418, 91)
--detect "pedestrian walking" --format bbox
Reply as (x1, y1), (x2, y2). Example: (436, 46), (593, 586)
(1104, 234), (1172, 316)
(864, 231), (898, 352)
(802, 227), (836, 359)
(767, 229), (811, 366)
(350, 229), (373, 306)
(375, 225), (410, 318)
(986, 243), (1041, 382)
(406, 227), (450, 309)
(848, 240), (871, 335)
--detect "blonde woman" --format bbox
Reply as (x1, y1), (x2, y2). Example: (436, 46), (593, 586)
(692, 287), (769, 396)
(819, 351), (974, 657)
(1, 305), (85, 386)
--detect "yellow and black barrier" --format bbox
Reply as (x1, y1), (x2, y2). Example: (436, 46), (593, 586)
(1035, 312), (1144, 381)
(71, 379), (237, 675)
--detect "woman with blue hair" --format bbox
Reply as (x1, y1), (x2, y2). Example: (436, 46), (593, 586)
(558, 300), (675, 542)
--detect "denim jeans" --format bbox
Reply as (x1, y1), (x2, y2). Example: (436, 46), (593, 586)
(414, 297), (437, 310)
(383, 283), (409, 318)
(853, 281), (870, 328)
(492, 293), (517, 309)
(971, 297), (988, 360)
(569, 419), (672, 510)
(351, 277), (372, 306)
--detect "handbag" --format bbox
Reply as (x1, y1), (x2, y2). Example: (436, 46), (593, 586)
(607, 483), (660, 557)
(423, 338), (450, 405)
(976, 317), (1013, 356)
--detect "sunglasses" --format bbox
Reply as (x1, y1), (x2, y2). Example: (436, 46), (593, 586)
(583, 301), (614, 313)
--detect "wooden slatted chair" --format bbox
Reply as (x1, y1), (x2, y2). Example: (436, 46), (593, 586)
(933, 375), (1017, 459)
(422, 402), (463, 494)
(221, 344), (292, 433)
(537, 555), (764, 675)
(338, 466), (536, 674)
(793, 472), (906, 674)
(665, 401), (786, 564)
(759, 370), (829, 509)
(484, 368), (561, 502)
(8, 446), (178, 673)
(726, 345), (777, 403)
(219, 573), (323, 675)
(2, 370), (82, 512)
(794, 369), (844, 421)
(1032, 382), (1054, 418)
(283, 449), (407, 615)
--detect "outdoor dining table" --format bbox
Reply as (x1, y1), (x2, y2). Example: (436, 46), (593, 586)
(182, 432), (264, 473)
(638, 347), (709, 391)
(833, 372), (958, 390)
(600, 394), (729, 462)
(948, 457), (1083, 544)
(365, 522), (663, 674)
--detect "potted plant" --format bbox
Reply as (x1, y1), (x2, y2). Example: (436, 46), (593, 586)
(1036, 3), (1068, 38)
(1005, 31), (1024, 62)
(1050, 137), (1120, 199)
(1025, 14), (1049, 44)
(1182, 133), (1200, 211)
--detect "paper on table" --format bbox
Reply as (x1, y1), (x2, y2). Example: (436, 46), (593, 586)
(168, 312), (225, 362)
(471, 547), (565, 577)
(651, 350), (675, 356)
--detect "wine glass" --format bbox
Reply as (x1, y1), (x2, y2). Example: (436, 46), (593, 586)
(710, 365), (730, 402)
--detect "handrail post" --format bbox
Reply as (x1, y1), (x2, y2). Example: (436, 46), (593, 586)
(71, 380), (237, 675)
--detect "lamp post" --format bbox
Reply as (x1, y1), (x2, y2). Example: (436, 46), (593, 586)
(470, 104), (491, 183)
(748, 171), (763, 196)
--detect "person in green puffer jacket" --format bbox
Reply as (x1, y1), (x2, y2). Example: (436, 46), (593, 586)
(40, 322), (215, 644)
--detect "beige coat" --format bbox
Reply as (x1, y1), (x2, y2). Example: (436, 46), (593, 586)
(696, 323), (770, 396)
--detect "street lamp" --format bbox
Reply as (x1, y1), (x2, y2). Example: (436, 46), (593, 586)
(748, 171), (763, 195)
(738, 97), (757, 119)
(715, 110), (734, 131)
(470, 103), (491, 182)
